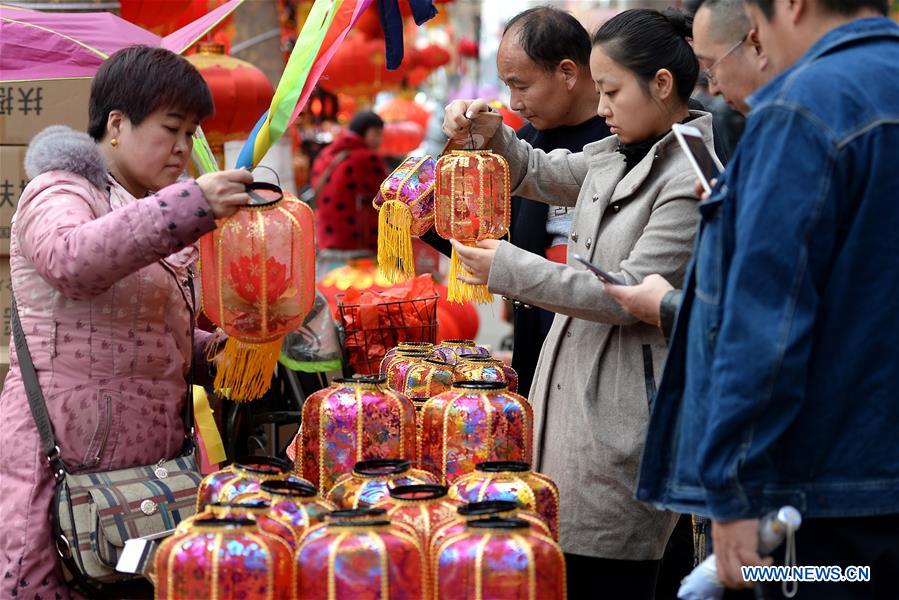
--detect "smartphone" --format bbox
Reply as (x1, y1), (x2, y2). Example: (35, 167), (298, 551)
(672, 123), (721, 195)
(573, 254), (626, 286)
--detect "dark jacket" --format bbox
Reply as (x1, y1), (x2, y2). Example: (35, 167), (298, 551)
(639, 18), (899, 521)
(422, 116), (611, 396)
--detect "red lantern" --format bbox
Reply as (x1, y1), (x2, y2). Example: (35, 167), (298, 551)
(431, 339), (489, 366)
(186, 42), (274, 166)
(431, 500), (552, 552)
(454, 354), (519, 393)
(319, 34), (407, 96)
(156, 518), (294, 600)
(196, 456), (296, 510)
(372, 484), (463, 549)
(434, 518), (566, 600)
(379, 97), (432, 132)
(199, 188), (316, 401)
(327, 458), (439, 509)
(291, 377), (417, 493)
(384, 351), (431, 393)
(295, 519), (426, 600)
(380, 342), (435, 377)
(380, 121), (425, 156)
(449, 461), (561, 540)
(434, 150), (511, 303)
(420, 382), (533, 484)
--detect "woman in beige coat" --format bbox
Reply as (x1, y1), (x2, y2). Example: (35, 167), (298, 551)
(444, 9), (718, 598)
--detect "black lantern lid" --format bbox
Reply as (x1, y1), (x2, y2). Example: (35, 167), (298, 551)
(388, 484), (449, 501)
(468, 517), (530, 530)
(260, 480), (317, 497)
(353, 458), (411, 477)
(475, 461), (531, 473)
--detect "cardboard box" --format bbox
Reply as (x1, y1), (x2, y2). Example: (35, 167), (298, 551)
(0, 145), (27, 255)
(0, 78), (92, 145)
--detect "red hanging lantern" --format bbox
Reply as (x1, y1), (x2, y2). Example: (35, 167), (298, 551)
(295, 519), (426, 600)
(156, 518), (294, 600)
(433, 517), (566, 600)
(290, 377), (417, 493)
(379, 120), (426, 156)
(327, 458), (439, 509)
(379, 97), (432, 132)
(434, 150), (511, 303)
(454, 354), (519, 393)
(243, 480), (336, 550)
(420, 382), (533, 484)
(449, 461), (561, 540)
(373, 155), (437, 283)
(186, 42), (274, 166)
(200, 187), (316, 401)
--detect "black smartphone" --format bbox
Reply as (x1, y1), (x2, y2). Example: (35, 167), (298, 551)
(672, 123), (721, 195)
(573, 254), (626, 285)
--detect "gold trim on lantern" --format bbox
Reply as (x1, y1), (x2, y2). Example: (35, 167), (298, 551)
(474, 533), (491, 600)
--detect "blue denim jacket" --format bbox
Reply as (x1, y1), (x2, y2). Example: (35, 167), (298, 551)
(638, 18), (899, 521)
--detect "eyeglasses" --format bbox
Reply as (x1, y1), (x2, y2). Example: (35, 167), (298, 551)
(700, 33), (749, 84)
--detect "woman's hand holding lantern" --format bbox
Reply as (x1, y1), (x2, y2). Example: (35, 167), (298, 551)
(197, 169), (254, 219)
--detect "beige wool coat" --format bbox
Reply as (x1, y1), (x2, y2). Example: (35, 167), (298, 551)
(483, 111), (716, 560)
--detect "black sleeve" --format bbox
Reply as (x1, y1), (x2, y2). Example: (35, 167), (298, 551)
(659, 288), (685, 344)
(420, 228), (452, 258)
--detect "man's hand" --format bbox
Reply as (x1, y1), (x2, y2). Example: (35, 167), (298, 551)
(451, 239), (499, 285)
(443, 98), (492, 143)
(712, 519), (773, 589)
(605, 274), (674, 327)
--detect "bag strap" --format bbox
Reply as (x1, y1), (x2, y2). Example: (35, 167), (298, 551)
(312, 149), (351, 201)
(11, 293), (67, 482)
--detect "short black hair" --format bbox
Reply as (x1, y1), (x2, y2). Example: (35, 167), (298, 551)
(744, 0), (889, 18)
(503, 6), (591, 71)
(88, 46), (214, 141)
(348, 111), (384, 137)
(592, 8), (699, 103)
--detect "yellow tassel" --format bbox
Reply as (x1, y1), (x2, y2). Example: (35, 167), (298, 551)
(377, 200), (415, 283)
(211, 337), (283, 402)
(448, 244), (493, 304)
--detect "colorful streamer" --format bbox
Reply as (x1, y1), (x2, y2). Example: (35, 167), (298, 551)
(235, 0), (373, 169)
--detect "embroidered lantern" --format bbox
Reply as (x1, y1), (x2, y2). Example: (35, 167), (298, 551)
(179, 498), (301, 550)
(196, 456), (297, 510)
(247, 480), (336, 549)
(449, 460), (561, 540)
(292, 377), (416, 493)
(379, 342), (435, 377)
(434, 517), (566, 600)
(200, 187), (315, 401)
(434, 150), (511, 303)
(298, 508), (420, 549)
(431, 338), (490, 366)
(374, 155), (437, 282)
(295, 519), (426, 600)
(372, 484), (463, 549)
(420, 382), (533, 484)
(431, 500), (552, 551)
(156, 518), (294, 600)
(455, 354), (519, 392)
(384, 351), (431, 393)
(396, 358), (456, 461)
(327, 459), (439, 509)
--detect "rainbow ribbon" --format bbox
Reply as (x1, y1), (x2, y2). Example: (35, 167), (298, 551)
(236, 0), (373, 170)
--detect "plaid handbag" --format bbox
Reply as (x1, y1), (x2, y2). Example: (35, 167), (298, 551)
(11, 293), (202, 594)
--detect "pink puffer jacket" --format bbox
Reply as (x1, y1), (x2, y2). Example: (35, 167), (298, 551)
(0, 126), (218, 599)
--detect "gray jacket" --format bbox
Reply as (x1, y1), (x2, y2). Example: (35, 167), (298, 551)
(485, 112), (715, 559)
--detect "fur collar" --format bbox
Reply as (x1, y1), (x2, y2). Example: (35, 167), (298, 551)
(24, 125), (108, 191)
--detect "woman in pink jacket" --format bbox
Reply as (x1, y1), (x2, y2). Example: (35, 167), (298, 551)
(0, 46), (253, 598)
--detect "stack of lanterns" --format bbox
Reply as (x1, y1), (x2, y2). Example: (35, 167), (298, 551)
(155, 337), (565, 599)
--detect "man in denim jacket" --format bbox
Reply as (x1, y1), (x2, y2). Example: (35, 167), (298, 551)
(637, 0), (899, 595)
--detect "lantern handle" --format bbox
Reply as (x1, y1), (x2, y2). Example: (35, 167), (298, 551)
(245, 181), (284, 207)
(251, 164), (282, 188)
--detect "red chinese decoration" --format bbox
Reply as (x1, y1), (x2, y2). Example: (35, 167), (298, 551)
(200, 188), (316, 401)
(187, 42), (274, 167)
(434, 150), (511, 303)
(155, 518), (294, 600)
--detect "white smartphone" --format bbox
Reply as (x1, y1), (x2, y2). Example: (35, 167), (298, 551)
(672, 123), (721, 195)
(573, 254), (626, 286)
